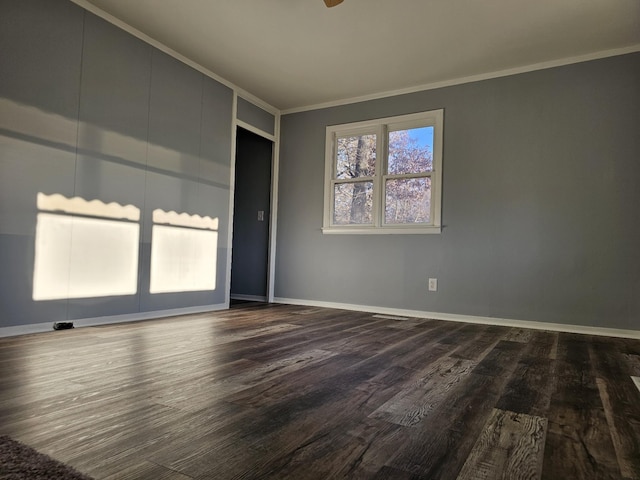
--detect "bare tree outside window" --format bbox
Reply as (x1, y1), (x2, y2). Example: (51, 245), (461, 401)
(324, 109), (443, 234)
(388, 128), (433, 175)
(385, 127), (433, 224)
(334, 134), (376, 224)
(385, 177), (431, 223)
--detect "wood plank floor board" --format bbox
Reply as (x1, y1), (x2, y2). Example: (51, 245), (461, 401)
(502, 328), (534, 344)
(309, 352), (407, 395)
(542, 333), (624, 479)
(450, 325), (504, 361)
(149, 429), (258, 479)
(223, 352), (371, 408)
(369, 466), (421, 480)
(318, 326), (412, 356)
(230, 316), (386, 363)
(437, 323), (487, 346)
(494, 357), (555, 417)
(155, 388), (386, 478)
(245, 360), (427, 477)
(543, 406), (622, 480)
(101, 461), (194, 480)
(590, 338), (640, 479)
(386, 367), (523, 479)
(548, 333), (601, 408)
(391, 336), (524, 479)
(624, 354), (640, 377)
(309, 417), (411, 479)
(471, 340), (524, 378)
(149, 349), (340, 412)
(495, 331), (558, 417)
(520, 331), (558, 359)
(1, 303), (639, 479)
(233, 410), (373, 479)
(14, 402), (192, 478)
(370, 355), (477, 426)
(371, 323), (473, 372)
(456, 408), (547, 480)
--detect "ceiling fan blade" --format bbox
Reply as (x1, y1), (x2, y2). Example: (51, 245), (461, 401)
(324, 0), (344, 7)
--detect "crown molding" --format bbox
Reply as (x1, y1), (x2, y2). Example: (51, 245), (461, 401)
(282, 45), (640, 115)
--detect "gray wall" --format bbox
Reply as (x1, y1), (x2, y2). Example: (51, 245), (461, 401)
(237, 97), (275, 135)
(0, 0), (233, 328)
(276, 53), (640, 331)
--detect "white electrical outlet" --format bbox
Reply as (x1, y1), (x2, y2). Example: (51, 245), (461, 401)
(428, 278), (438, 292)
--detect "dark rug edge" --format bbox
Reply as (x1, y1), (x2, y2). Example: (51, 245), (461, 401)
(0, 435), (93, 480)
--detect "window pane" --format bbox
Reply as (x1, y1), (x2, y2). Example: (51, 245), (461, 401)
(388, 126), (433, 175)
(336, 134), (376, 179)
(333, 182), (373, 225)
(385, 177), (431, 224)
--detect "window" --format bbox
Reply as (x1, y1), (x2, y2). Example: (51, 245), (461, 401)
(323, 110), (443, 234)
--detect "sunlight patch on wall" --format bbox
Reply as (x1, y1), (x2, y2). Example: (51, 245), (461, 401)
(32, 193), (140, 301)
(150, 209), (218, 294)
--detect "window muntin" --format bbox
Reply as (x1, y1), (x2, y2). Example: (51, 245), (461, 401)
(324, 110), (443, 234)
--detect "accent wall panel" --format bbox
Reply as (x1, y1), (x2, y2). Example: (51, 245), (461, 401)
(147, 50), (203, 178)
(0, 0), (85, 327)
(237, 97), (275, 135)
(68, 12), (153, 320)
(200, 77), (233, 185)
(0, 0), (234, 331)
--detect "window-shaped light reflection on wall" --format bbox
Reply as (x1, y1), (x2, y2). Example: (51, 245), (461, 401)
(33, 193), (141, 301)
(149, 209), (218, 294)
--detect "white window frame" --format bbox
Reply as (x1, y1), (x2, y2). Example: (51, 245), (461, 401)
(323, 109), (443, 234)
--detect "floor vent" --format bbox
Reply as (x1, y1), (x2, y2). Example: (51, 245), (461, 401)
(53, 322), (74, 330)
(373, 314), (409, 321)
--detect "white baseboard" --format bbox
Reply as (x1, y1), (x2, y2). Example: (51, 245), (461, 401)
(230, 294), (268, 302)
(273, 297), (640, 340)
(0, 303), (228, 338)
(4, 299), (636, 340)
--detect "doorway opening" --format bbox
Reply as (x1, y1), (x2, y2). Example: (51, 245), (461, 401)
(230, 127), (273, 306)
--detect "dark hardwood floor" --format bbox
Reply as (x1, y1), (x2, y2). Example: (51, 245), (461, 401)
(1, 303), (639, 479)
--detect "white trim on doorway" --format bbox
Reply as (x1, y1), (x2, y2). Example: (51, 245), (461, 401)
(267, 113), (281, 303)
(230, 294), (268, 302)
(236, 119), (276, 142)
(232, 106), (280, 304)
(225, 92), (239, 308)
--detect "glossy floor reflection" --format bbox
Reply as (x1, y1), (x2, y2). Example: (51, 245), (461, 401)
(0, 304), (639, 479)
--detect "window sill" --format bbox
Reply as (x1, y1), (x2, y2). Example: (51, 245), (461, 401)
(322, 225), (441, 235)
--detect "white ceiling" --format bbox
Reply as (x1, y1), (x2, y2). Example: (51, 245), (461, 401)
(83, 0), (640, 111)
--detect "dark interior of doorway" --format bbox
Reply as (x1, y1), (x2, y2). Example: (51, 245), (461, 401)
(230, 127), (273, 304)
